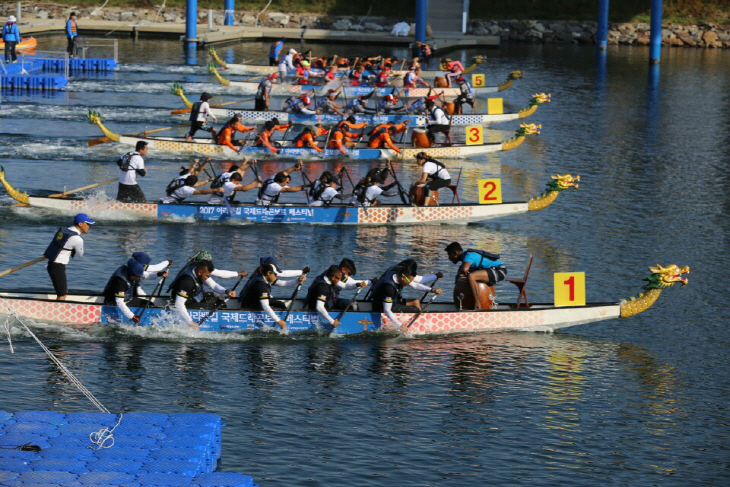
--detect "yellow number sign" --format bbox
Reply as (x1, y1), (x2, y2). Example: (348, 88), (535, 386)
(478, 179), (502, 204)
(465, 125), (483, 145)
(487, 98), (504, 115)
(554, 272), (586, 307)
(472, 73), (485, 87)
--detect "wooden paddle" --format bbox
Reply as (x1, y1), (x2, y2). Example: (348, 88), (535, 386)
(87, 124), (189, 146)
(0, 257), (46, 278)
(49, 178), (119, 198)
(172, 98), (256, 114)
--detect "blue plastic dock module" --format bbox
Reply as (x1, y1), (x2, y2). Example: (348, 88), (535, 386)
(0, 74), (68, 90)
(0, 410), (256, 487)
(39, 57), (118, 72)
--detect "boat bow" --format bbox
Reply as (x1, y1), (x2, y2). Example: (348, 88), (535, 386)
(171, 83), (194, 108)
(620, 264), (690, 317)
(87, 110), (120, 142)
(518, 92), (551, 119)
(502, 122), (540, 151)
(0, 166), (30, 205)
(208, 47), (227, 68)
(527, 174), (579, 211)
(208, 63), (230, 86)
(498, 70), (523, 92)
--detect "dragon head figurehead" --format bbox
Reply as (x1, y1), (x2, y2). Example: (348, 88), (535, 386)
(473, 55), (487, 64)
(509, 70), (524, 80)
(620, 264), (690, 318)
(527, 174), (580, 211)
(0, 166), (30, 205)
(517, 123), (541, 137)
(530, 92), (551, 106)
(87, 109), (120, 142)
(87, 109), (101, 126)
(645, 264), (690, 290)
(171, 82), (184, 97)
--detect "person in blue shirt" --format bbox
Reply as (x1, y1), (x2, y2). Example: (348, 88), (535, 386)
(269, 39), (284, 66)
(2, 16), (21, 64)
(65, 12), (78, 58)
(445, 241), (507, 309)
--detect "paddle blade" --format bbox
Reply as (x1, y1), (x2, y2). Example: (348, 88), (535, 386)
(172, 108), (192, 114)
(88, 137), (112, 146)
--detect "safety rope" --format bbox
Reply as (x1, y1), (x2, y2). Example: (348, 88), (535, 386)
(1, 300), (110, 414)
(89, 413), (123, 450)
(4, 315), (13, 353)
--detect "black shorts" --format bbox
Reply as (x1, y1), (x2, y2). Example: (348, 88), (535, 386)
(188, 121), (214, 138)
(117, 183), (146, 203)
(47, 262), (68, 297)
(269, 57), (278, 66)
(476, 265), (508, 286)
(426, 178), (451, 193)
(255, 98), (267, 111)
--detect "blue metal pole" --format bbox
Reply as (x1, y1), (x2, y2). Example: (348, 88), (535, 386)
(597, 0), (609, 50)
(415, 0), (428, 43)
(649, 0), (663, 64)
(224, 0), (235, 26)
(185, 0), (198, 64)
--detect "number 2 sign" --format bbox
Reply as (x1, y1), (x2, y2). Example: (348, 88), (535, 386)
(477, 179), (502, 204)
(472, 73), (485, 87)
(465, 125), (483, 145)
(553, 272), (586, 307)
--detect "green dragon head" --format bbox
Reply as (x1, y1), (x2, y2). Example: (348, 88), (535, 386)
(644, 264), (690, 290)
(509, 70), (524, 80)
(545, 174), (580, 192)
(87, 109), (101, 125)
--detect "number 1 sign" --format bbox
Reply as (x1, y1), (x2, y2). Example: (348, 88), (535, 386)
(553, 272), (586, 307)
(478, 179), (503, 204)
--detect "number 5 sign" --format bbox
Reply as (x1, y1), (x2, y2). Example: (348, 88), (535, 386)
(472, 73), (485, 87)
(554, 272), (586, 307)
(465, 125), (483, 145)
(478, 179), (502, 204)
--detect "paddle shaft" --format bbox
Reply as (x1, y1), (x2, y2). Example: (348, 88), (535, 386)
(404, 291), (439, 330)
(49, 178), (118, 198)
(197, 275), (245, 326)
(420, 276), (439, 301)
(335, 285), (364, 322)
(0, 256), (46, 278)
(387, 160), (411, 205)
(136, 262), (173, 323)
(282, 270), (310, 321)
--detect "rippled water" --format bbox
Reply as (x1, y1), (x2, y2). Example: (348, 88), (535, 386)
(0, 37), (729, 485)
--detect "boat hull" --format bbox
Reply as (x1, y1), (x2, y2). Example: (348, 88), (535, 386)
(233, 82), (497, 98)
(222, 63), (467, 79)
(0, 292), (622, 336)
(21, 196), (530, 225)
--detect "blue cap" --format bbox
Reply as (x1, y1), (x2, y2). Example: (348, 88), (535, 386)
(132, 252), (151, 266)
(126, 258), (145, 278)
(73, 213), (95, 225)
(260, 256), (279, 267)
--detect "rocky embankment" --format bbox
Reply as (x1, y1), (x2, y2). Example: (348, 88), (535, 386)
(5, 4), (729, 48)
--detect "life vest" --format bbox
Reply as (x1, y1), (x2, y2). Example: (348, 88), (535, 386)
(285, 97), (306, 112)
(308, 180), (332, 204)
(257, 177), (281, 203)
(117, 151), (139, 171)
(269, 41), (282, 57)
(376, 71), (389, 86)
(404, 72), (416, 86)
(189, 101), (202, 122)
(210, 171), (232, 189)
(103, 265), (137, 303)
(369, 270), (402, 310)
(305, 272), (336, 310)
(240, 276), (272, 309)
(458, 80), (473, 96)
(424, 159), (449, 181)
(165, 176), (188, 199)
(67, 20), (77, 36)
(313, 58), (325, 69)
(463, 249), (504, 270)
(43, 227), (77, 261)
(430, 106), (448, 124)
(293, 130), (313, 147)
(368, 127), (388, 144)
(168, 264), (204, 302)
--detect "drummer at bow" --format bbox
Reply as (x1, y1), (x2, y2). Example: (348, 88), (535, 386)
(444, 242), (507, 310)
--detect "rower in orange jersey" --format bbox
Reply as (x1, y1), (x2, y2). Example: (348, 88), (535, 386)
(293, 125), (328, 152)
(327, 119), (362, 155)
(338, 116), (366, 143)
(367, 125), (401, 153)
(216, 115), (255, 151)
(368, 120), (409, 138)
(256, 118), (292, 154)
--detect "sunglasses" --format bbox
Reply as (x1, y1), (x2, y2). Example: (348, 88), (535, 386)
(401, 273), (412, 284)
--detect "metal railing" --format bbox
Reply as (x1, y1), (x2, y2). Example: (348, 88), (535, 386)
(25, 51), (70, 78)
(80, 38), (118, 63)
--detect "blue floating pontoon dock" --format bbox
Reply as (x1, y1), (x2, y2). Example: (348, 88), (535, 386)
(0, 410), (256, 487)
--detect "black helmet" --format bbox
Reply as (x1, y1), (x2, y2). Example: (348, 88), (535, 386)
(339, 258), (356, 276)
(201, 92), (213, 101)
(416, 151), (428, 160)
(347, 115), (356, 124)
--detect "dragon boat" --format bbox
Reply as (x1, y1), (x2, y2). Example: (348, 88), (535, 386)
(88, 110), (540, 160)
(0, 167), (579, 225)
(172, 83), (550, 127)
(209, 65), (522, 98)
(0, 264), (689, 335)
(209, 47), (485, 78)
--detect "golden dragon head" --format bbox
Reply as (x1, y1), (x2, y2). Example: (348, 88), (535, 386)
(87, 109), (101, 125)
(549, 174), (580, 191)
(530, 92), (551, 105)
(171, 82), (184, 97)
(509, 70), (524, 80)
(645, 264), (690, 290)
(473, 54), (487, 63)
(516, 123), (541, 136)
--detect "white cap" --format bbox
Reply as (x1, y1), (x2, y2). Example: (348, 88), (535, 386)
(289, 49), (297, 54)
(8, 15), (16, 22)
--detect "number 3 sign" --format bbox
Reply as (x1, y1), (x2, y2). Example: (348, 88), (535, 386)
(465, 125), (483, 145)
(553, 272), (586, 306)
(477, 179), (502, 204)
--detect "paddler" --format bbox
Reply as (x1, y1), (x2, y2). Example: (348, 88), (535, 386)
(293, 126), (325, 152)
(425, 100), (451, 146)
(324, 65), (338, 82)
(216, 114), (256, 152)
(161, 174), (219, 204)
(376, 93), (403, 115)
(255, 73), (278, 111)
(116, 141), (148, 203)
(368, 259), (443, 328)
(328, 119), (362, 155)
(44, 213), (95, 301)
(403, 67), (429, 88)
(327, 258), (372, 311)
(444, 242), (507, 310)
(255, 118), (292, 154)
(307, 171), (341, 206)
(278, 48), (297, 79)
(374, 63), (393, 88)
(132, 251), (173, 295)
(350, 169), (399, 207)
(186, 92), (218, 142)
(453, 75), (475, 114)
(256, 162), (305, 205)
(441, 58), (465, 87)
(413, 152), (452, 204)
(207, 171), (262, 205)
(305, 265), (345, 328)
(294, 60), (316, 85)
(239, 263), (307, 329)
(348, 65), (366, 86)
(169, 260), (237, 325)
(316, 87), (346, 115)
(102, 254), (170, 324)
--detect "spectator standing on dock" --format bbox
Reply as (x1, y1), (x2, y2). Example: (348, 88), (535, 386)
(269, 39), (284, 66)
(116, 141), (148, 203)
(66, 12), (78, 58)
(2, 16), (20, 64)
(44, 213), (95, 301)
